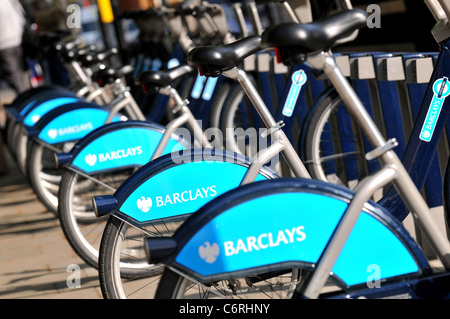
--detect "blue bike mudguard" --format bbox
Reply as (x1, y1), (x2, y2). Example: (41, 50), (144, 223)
(5, 88), (77, 122)
(161, 179), (430, 287)
(94, 149), (279, 226)
(57, 120), (188, 174)
(22, 96), (81, 127)
(26, 102), (124, 145)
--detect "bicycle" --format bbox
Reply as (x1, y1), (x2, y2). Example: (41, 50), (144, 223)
(51, 2), (260, 269)
(4, 43), (123, 179)
(143, 0), (450, 299)
(71, 1), (348, 298)
(90, 8), (364, 298)
(21, 62), (147, 214)
(215, 0), (359, 179)
(55, 64), (211, 269)
(5, 9), (202, 214)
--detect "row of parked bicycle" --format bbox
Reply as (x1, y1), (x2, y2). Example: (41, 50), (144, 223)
(2, 0), (450, 299)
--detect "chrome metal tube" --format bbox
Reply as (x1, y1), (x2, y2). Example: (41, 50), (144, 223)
(224, 67), (310, 179)
(123, 91), (146, 121)
(281, 1), (300, 23)
(151, 111), (190, 160)
(387, 150), (450, 269)
(425, 0), (447, 20)
(302, 166), (397, 299)
(308, 52), (387, 149)
(224, 68), (278, 129)
(438, 0), (450, 20)
(241, 141), (285, 185)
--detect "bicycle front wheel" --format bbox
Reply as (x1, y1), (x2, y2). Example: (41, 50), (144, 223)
(27, 140), (72, 214)
(99, 215), (185, 299)
(155, 268), (305, 299)
(58, 168), (134, 268)
(302, 90), (373, 188)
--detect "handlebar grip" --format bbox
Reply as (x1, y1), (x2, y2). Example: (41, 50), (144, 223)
(97, 48), (119, 61)
(54, 37), (83, 51)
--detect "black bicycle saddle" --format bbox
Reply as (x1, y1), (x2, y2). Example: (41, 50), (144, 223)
(261, 9), (368, 64)
(187, 35), (262, 77)
(135, 64), (196, 93)
(93, 65), (134, 87)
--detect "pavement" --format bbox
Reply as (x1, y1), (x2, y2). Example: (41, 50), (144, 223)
(0, 141), (103, 299)
(0, 88), (102, 299)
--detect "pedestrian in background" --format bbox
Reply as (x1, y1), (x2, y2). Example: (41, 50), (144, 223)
(0, 0), (27, 94)
(32, 0), (73, 86)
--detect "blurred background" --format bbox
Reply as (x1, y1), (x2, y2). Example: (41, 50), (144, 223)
(0, 0), (440, 98)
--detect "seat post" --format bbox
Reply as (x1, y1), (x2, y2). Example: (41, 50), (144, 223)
(223, 67), (311, 179)
(307, 51), (387, 151)
(223, 67), (278, 129)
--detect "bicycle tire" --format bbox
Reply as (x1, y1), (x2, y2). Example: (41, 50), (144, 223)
(219, 83), (260, 157)
(13, 128), (29, 176)
(302, 90), (370, 188)
(99, 215), (176, 299)
(155, 267), (303, 299)
(27, 140), (68, 214)
(58, 168), (133, 268)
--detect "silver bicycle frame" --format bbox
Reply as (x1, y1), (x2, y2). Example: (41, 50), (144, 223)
(104, 80), (146, 123)
(300, 50), (450, 298)
(65, 83), (212, 192)
(219, 0), (450, 297)
(222, 67), (312, 183)
(150, 86), (212, 160)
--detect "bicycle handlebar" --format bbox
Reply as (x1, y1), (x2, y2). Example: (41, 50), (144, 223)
(79, 48), (118, 67)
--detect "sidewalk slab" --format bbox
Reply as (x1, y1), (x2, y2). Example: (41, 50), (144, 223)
(0, 146), (102, 299)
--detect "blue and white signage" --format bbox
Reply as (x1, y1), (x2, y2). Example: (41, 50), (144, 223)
(191, 74), (206, 99)
(420, 76), (450, 142)
(175, 192), (419, 286)
(119, 162), (268, 223)
(202, 77), (218, 101)
(23, 97), (80, 126)
(72, 127), (185, 173)
(282, 69), (307, 117)
(37, 108), (121, 144)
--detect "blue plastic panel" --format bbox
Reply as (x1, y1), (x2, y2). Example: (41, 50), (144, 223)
(23, 97), (80, 126)
(37, 108), (122, 144)
(174, 186), (422, 286)
(118, 161), (268, 223)
(71, 127), (185, 173)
